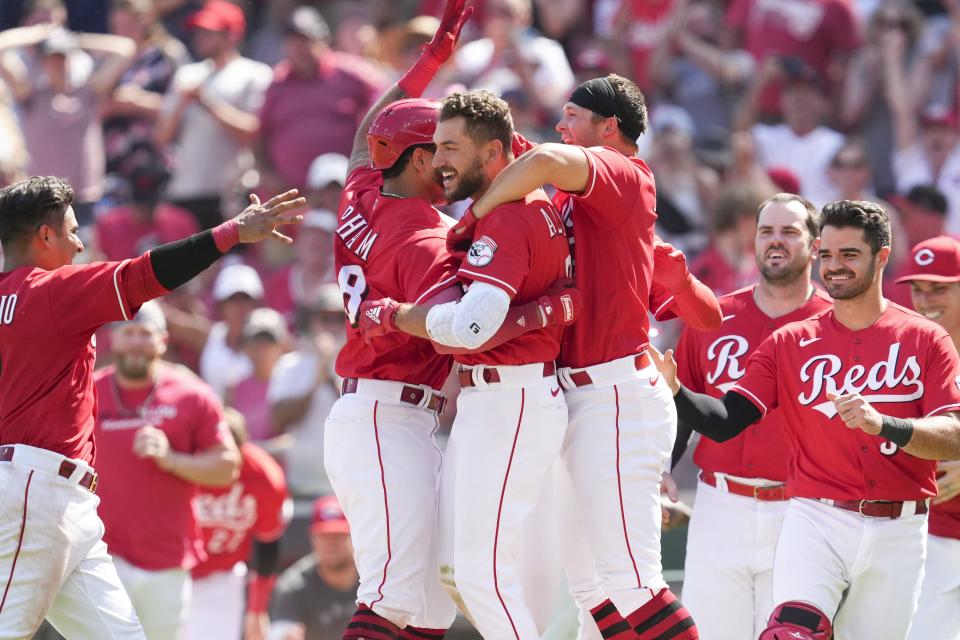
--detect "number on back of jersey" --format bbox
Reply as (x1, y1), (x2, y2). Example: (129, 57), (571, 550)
(338, 265), (369, 327)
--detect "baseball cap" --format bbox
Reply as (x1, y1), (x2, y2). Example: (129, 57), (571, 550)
(890, 184), (949, 217)
(285, 6), (330, 41)
(307, 153), (349, 191)
(781, 59), (828, 94)
(213, 264), (264, 301)
(131, 300), (167, 333)
(41, 28), (78, 56)
(306, 283), (344, 313)
(242, 307), (290, 343)
(895, 236), (960, 284)
(311, 495), (350, 534)
(651, 104), (694, 138)
(187, 0), (245, 39)
(767, 166), (801, 195)
(920, 104), (958, 129)
(303, 208), (338, 232)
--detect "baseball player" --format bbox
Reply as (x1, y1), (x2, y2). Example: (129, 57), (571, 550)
(0, 175), (302, 639)
(183, 407), (291, 640)
(652, 200), (960, 640)
(895, 236), (960, 640)
(356, 88), (573, 640)
(671, 193), (832, 639)
(451, 75), (706, 638)
(94, 301), (240, 640)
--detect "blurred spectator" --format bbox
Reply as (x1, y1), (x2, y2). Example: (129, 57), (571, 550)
(268, 284), (343, 499)
(610, 0), (677, 93)
(94, 152), (199, 260)
(268, 495), (358, 640)
(742, 60), (844, 206)
(725, 0), (860, 118)
(155, 0), (272, 229)
(886, 184), (952, 307)
(0, 88), (27, 187)
(453, 0), (574, 115)
(103, 0), (189, 183)
(530, 0), (586, 45)
(93, 301), (239, 640)
(689, 183), (769, 296)
(0, 23), (135, 225)
(264, 152), (344, 319)
(185, 407), (291, 640)
(840, 0), (925, 196)
(226, 308), (291, 443)
(200, 262), (263, 398)
(245, 0), (298, 67)
(648, 0), (755, 144)
(648, 104), (717, 254)
(254, 6), (383, 194)
(825, 138), (878, 203)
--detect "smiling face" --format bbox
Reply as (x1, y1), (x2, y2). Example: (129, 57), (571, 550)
(910, 280), (960, 335)
(818, 226), (888, 300)
(556, 102), (608, 147)
(43, 206), (84, 269)
(755, 200), (817, 286)
(432, 116), (489, 202)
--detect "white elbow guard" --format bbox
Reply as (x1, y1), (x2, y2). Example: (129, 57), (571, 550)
(426, 282), (511, 349)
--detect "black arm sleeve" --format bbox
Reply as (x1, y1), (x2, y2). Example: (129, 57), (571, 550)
(148, 229), (224, 291)
(250, 538), (280, 577)
(671, 420), (695, 470)
(675, 387), (763, 443)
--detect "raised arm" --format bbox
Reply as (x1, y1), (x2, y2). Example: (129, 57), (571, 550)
(0, 23), (56, 102)
(77, 32), (137, 97)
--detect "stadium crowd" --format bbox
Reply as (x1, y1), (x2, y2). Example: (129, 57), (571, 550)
(3, 0), (960, 638)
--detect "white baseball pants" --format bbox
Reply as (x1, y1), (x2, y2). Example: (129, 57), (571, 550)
(324, 380), (456, 630)
(681, 479), (788, 640)
(771, 497), (927, 640)
(0, 444), (145, 640)
(441, 364), (567, 640)
(181, 563), (245, 640)
(906, 533), (960, 640)
(557, 355), (676, 618)
(113, 556), (191, 640)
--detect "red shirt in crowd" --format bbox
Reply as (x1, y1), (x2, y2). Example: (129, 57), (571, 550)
(193, 441), (290, 579)
(616, 0), (676, 93)
(95, 364), (229, 571)
(95, 203), (199, 261)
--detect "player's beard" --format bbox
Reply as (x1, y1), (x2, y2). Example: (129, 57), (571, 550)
(443, 158), (486, 203)
(824, 258), (876, 300)
(115, 353), (153, 381)
(757, 245), (808, 286)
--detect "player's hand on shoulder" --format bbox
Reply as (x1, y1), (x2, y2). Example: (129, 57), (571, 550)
(935, 460), (960, 504)
(652, 240), (693, 293)
(133, 425), (173, 469)
(357, 298), (401, 340)
(826, 392), (883, 435)
(236, 190), (306, 245)
(536, 277), (582, 327)
(648, 345), (680, 395)
(447, 208), (479, 260)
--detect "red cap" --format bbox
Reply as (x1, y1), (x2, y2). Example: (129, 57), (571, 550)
(310, 495), (350, 534)
(896, 236), (960, 284)
(187, 0), (245, 39)
(920, 105), (958, 129)
(767, 166), (801, 195)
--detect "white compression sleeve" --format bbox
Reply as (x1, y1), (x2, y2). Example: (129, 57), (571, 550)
(425, 282), (511, 349)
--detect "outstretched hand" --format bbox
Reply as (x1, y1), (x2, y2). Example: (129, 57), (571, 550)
(236, 190), (305, 244)
(427, 0), (474, 65)
(647, 344), (680, 395)
(652, 240), (693, 293)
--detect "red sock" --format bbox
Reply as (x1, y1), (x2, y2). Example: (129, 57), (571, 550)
(342, 604), (402, 640)
(399, 627), (446, 640)
(590, 599), (637, 639)
(625, 589), (698, 639)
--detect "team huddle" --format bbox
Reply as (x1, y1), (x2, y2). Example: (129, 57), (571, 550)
(1, 1), (960, 640)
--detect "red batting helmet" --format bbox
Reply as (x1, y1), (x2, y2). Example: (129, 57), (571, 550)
(367, 99), (440, 170)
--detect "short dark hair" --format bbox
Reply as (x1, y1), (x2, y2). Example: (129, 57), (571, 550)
(589, 74), (648, 145)
(757, 193), (820, 241)
(0, 176), (74, 249)
(381, 143), (435, 179)
(439, 90), (514, 153)
(820, 200), (891, 253)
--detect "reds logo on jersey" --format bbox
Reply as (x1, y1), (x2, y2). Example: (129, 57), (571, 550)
(798, 343), (923, 418)
(195, 483), (258, 530)
(705, 335), (750, 392)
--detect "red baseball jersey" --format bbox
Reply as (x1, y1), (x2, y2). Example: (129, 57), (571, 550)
(94, 364), (229, 571)
(676, 286), (833, 480)
(553, 146), (658, 368)
(455, 190), (571, 366)
(334, 167), (459, 390)
(929, 495), (960, 539)
(731, 303), (960, 501)
(0, 257), (159, 464)
(192, 441), (290, 579)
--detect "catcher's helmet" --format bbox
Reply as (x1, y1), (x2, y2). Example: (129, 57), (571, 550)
(367, 98), (440, 170)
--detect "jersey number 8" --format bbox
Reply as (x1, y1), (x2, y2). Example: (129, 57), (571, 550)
(338, 265), (369, 327)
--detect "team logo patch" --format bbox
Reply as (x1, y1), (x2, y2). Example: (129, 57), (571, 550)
(365, 307), (382, 325)
(915, 248), (936, 266)
(466, 235), (497, 267)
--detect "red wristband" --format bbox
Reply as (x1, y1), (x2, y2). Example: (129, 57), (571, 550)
(246, 574), (277, 613)
(398, 57), (441, 98)
(212, 218), (240, 253)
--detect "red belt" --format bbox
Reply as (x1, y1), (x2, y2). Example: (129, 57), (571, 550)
(826, 499), (928, 519)
(566, 353), (651, 388)
(701, 471), (788, 502)
(0, 445), (98, 493)
(458, 362), (556, 388)
(340, 379), (446, 413)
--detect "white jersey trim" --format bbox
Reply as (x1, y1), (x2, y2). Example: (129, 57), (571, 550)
(924, 402), (960, 418)
(653, 295), (675, 318)
(728, 384), (768, 417)
(414, 275), (460, 305)
(578, 147), (598, 199)
(458, 269), (518, 296)
(113, 259), (131, 321)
